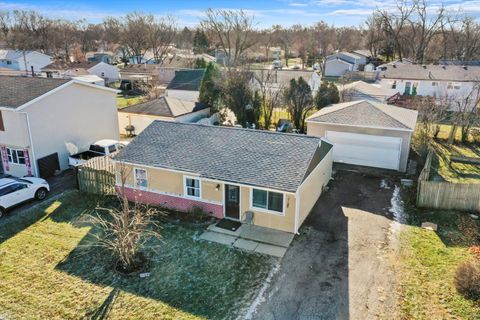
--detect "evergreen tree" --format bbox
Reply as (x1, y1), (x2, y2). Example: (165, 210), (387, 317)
(193, 29), (209, 54)
(199, 62), (222, 110)
(314, 81), (340, 109)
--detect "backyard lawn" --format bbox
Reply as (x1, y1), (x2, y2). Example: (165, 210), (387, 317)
(397, 203), (480, 319)
(0, 191), (275, 320)
(117, 94), (145, 109)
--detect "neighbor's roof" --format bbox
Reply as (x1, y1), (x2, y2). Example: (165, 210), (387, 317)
(0, 76), (70, 109)
(339, 81), (398, 100)
(0, 49), (50, 60)
(41, 60), (101, 71)
(167, 69), (205, 91)
(119, 96), (208, 118)
(115, 121), (328, 192)
(307, 100), (418, 130)
(379, 64), (480, 82)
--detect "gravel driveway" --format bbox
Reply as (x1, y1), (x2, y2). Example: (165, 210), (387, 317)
(251, 167), (403, 320)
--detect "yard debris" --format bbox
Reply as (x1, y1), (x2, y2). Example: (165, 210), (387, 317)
(421, 222), (438, 231)
(470, 214), (479, 220)
(400, 179), (414, 187)
(139, 272), (150, 278)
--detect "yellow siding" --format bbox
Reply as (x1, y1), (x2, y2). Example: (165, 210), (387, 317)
(298, 149), (333, 226)
(202, 181), (223, 203)
(240, 186), (296, 233)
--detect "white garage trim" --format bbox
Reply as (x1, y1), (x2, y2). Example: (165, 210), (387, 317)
(326, 131), (402, 170)
(305, 120), (413, 132)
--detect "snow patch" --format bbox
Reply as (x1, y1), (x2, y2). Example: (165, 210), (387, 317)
(388, 186), (407, 247)
(242, 262), (281, 320)
(380, 179), (390, 189)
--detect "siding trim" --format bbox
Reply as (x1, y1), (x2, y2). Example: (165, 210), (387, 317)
(306, 120), (414, 132)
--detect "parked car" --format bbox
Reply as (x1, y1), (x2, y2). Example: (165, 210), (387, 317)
(0, 177), (50, 217)
(272, 59), (283, 69)
(68, 139), (125, 167)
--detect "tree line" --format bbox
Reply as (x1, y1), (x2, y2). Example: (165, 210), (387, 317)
(1, 1), (478, 65)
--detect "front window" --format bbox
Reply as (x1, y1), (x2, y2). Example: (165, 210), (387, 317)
(391, 80), (397, 89)
(185, 177), (200, 198)
(6, 148), (25, 165)
(252, 189), (284, 214)
(134, 168), (148, 188)
(447, 82), (460, 90)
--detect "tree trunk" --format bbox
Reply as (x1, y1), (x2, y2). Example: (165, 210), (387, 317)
(448, 125), (457, 144)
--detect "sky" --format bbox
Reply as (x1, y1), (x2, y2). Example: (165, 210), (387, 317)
(0, 0), (479, 27)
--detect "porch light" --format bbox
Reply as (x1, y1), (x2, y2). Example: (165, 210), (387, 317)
(215, 184), (220, 191)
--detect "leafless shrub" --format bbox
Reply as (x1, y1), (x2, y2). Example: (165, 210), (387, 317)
(455, 259), (480, 300)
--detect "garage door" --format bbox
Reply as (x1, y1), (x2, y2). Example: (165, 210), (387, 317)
(326, 131), (401, 170)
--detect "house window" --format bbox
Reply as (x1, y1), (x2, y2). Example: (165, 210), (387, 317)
(6, 60), (11, 65)
(101, 72), (105, 77)
(447, 82), (461, 90)
(134, 168), (148, 188)
(6, 148), (25, 165)
(251, 189), (284, 214)
(185, 177), (201, 198)
(391, 80), (397, 89)
(432, 81), (438, 86)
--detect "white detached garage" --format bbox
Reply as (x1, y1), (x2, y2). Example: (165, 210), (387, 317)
(306, 100), (418, 172)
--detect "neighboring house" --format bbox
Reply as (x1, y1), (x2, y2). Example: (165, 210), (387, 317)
(249, 69), (322, 94)
(166, 69), (205, 102)
(118, 96), (210, 135)
(71, 75), (105, 86)
(87, 52), (115, 64)
(325, 52), (368, 77)
(438, 59), (480, 66)
(377, 64), (480, 109)
(338, 81), (398, 103)
(41, 61), (120, 83)
(0, 50), (52, 73)
(307, 100), (418, 172)
(114, 121), (334, 234)
(120, 59), (197, 86)
(0, 76), (119, 178)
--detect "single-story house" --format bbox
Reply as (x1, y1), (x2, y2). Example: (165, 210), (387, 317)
(114, 121), (334, 234)
(41, 61), (120, 83)
(307, 100), (418, 172)
(166, 69), (205, 102)
(339, 81), (398, 103)
(0, 50), (52, 73)
(325, 52), (368, 77)
(250, 69), (322, 94)
(0, 76), (119, 178)
(118, 96), (210, 135)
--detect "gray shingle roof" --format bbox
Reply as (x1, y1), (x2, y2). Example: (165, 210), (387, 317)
(119, 96), (208, 117)
(167, 69), (205, 91)
(307, 100), (418, 130)
(0, 76), (70, 109)
(379, 64), (480, 82)
(115, 121), (326, 192)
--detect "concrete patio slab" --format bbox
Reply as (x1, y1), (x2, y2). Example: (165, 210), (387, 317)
(255, 243), (288, 258)
(199, 231), (237, 246)
(239, 225), (294, 248)
(233, 238), (259, 251)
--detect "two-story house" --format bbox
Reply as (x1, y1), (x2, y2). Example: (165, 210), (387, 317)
(377, 64), (480, 109)
(0, 50), (52, 74)
(0, 76), (119, 178)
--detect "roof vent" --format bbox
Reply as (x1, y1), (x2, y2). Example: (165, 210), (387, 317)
(392, 64), (396, 68)
(463, 65), (468, 70)
(422, 65), (427, 69)
(442, 65), (446, 69)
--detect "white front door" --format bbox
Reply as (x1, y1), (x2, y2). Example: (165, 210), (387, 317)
(326, 131), (402, 170)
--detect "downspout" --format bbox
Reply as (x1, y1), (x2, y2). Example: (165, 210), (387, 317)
(18, 111), (39, 177)
(294, 188), (300, 235)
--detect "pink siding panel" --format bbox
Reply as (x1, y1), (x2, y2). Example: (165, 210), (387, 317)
(118, 186), (224, 219)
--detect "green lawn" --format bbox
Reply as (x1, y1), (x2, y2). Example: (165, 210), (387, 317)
(0, 191), (275, 320)
(397, 205), (480, 319)
(430, 140), (480, 183)
(117, 94), (145, 109)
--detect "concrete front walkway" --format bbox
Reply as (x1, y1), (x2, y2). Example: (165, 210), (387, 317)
(199, 223), (294, 258)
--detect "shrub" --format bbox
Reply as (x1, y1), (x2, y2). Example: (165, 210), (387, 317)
(455, 259), (480, 300)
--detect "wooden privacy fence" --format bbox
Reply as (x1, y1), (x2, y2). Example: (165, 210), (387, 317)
(417, 151), (480, 211)
(77, 156), (116, 195)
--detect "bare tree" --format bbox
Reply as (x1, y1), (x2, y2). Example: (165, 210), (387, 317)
(256, 70), (285, 129)
(201, 9), (256, 68)
(284, 77), (313, 133)
(448, 83), (480, 143)
(121, 12), (151, 64)
(149, 15), (177, 64)
(90, 163), (162, 273)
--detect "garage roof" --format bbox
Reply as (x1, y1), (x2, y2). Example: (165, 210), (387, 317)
(307, 100), (417, 131)
(119, 96), (208, 118)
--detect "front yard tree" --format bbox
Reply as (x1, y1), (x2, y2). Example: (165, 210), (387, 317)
(91, 163), (162, 274)
(448, 83), (480, 144)
(315, 81), (340, 109)
(199, 62), (222, 111)
(285, 77), (313, 133)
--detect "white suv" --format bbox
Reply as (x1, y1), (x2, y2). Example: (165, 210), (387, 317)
(0, 177), (50, 218)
